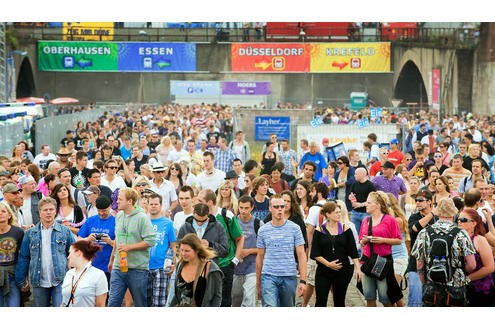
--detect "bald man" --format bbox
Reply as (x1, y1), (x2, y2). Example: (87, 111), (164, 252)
(348, 167), (376, 236)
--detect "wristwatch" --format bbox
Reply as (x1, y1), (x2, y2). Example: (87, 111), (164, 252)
(299, 279), (306, 284)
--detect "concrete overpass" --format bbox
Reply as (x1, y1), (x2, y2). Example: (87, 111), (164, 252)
(8, 23), (495, 115)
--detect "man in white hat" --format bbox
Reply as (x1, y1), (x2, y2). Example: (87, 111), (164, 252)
(18, 175), (43, 230)
(149, 162), (178, 217)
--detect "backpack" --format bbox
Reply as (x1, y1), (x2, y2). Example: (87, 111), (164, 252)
(315, 203), (325, 227)
(425, 226), (461, 284)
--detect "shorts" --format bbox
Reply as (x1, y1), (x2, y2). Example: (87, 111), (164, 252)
(393, 257), (408, 278)
(306, 258), (317, 286)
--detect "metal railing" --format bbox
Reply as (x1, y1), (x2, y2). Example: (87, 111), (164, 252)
(9, 25), (481, 48)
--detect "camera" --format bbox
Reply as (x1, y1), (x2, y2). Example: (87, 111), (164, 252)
(95, 233), (104, 240)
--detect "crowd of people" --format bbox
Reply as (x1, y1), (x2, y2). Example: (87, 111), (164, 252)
(0, 102), (494, 307)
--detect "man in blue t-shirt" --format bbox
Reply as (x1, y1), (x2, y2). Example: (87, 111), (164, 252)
(77, 196), (116, 284)
(147, 193), (176, 307)
(256, 194), (307, 307)
(299, 141), (327, 181)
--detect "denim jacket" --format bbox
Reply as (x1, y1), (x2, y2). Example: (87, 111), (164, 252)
(15, 222), (75, 288)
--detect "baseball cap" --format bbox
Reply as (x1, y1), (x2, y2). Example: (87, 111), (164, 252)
(18, 175), (35, 185)
(415, 190), (433, 201)
(390, 138), (399, 144)
(2, 183), (19, 193)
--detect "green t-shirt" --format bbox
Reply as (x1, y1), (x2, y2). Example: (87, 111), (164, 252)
(215, 208), (243, 268)
(114, 207), (156, 270)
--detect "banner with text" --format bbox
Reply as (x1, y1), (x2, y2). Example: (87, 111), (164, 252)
(170, 80), (220, 96)
(231, 43), (310, 72)
(38, 41), (197, 72)
(310, 42), (390, 73)
(431, 68), (441, 111)
(255, 116), (291, 141)
(63, 22), (114, 41)
(117, 43), (196, 72)
(221, 82), (271, 95)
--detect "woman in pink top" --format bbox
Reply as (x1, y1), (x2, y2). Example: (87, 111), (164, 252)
(359, 191), (402, 307)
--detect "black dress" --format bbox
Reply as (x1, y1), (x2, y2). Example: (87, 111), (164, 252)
(260, 152), (276, 175)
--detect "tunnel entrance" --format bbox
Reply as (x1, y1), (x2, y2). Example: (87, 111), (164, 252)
(16, 57), (35, 98)
(394, 60), (428, 111)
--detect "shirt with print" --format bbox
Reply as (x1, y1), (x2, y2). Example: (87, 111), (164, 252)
(411, 220), (476, 287)
(148, 216), (176, 270)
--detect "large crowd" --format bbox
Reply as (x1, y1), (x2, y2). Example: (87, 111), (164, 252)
(0, 102), (494, 307)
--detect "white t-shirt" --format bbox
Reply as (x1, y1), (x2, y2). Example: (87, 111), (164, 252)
(100, 175), (127, 192)
(306, 200), (327, 226)
(196, 169), (226, 192)
(33, 153), (57, 170)
(173, 210), (193, 234)
(150, 178), (178, 212)
(61, 264), (108, 307)
(19, 197), (33, 226)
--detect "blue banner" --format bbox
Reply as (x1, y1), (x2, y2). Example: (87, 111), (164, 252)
(170, 80), (220, 97)
(255, 116), (291, 141)
(118, 42), (196, 72)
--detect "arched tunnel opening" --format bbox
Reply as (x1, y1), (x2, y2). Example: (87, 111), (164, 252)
(394, 60), (428, 109)
(16, 57), (35, 98)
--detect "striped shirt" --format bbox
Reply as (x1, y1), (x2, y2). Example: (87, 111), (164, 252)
(441, 167), (471, 192)
(257, 219), (305, 277)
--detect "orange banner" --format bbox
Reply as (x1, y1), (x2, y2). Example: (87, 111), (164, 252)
(231, 43), (310, 72)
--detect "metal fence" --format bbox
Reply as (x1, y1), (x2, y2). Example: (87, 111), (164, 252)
(0, 120), (25, 156)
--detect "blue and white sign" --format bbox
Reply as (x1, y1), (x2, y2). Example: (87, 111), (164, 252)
(255, 116), (290, 141)
(358, 117), (370, 128)
(118, 43), (196, 72)
(310, 116), (324, 128)
(170, 80), (221, 97)
(370, 107), (383, 118)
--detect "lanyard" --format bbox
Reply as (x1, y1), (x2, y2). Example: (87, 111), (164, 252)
(67, 264), (91, 306)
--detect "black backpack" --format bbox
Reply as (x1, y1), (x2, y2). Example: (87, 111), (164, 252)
(425, 226), (461, 284)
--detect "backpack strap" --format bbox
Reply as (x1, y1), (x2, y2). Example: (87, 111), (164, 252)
(254, 218), (260, 236)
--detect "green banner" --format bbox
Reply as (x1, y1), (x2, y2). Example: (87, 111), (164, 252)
(38, 41), (119, 71)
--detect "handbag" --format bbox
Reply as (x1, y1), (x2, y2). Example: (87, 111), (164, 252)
(360, 216), (392, 280)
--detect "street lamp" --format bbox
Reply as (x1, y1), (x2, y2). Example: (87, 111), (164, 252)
(5, 50), (28, 102)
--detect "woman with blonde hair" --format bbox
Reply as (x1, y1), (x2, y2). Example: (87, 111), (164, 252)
(335, 199), (359, 253)
(0, 201), (24, 306)
(400, 175), (420, 220)
(156, 136), (174, 165)
(216, 180), (239, 215)
(131, 175), (153, 213)
(359, 191), (403, 307)
(385, 192), (411, 307)
(169, 233), (223, 307)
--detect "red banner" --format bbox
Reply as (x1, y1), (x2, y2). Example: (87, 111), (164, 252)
(231, 43), (310, 72)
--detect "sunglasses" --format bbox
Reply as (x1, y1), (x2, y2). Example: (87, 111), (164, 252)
(136, 182), (148, 187)
(107, 166), (118, 170)
(434, 155), (442, 158)
(381, 152), (389, 155)
(415, 198), (427, 202)
(405, 158), (412, 161)
(272, 205), (285, 209)
(170, 167), (179, 171)
(337, 162), (343, 165)
(457, 217), (473, 223)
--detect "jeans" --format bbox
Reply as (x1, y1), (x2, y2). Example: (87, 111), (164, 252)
(407, 271), (423, 307)
(32, 284), (62, 307)
(231, 273), (256, 307)
(260, 274), (297, 307)
(361, 273), (390, 304)
(0, 273), (21, 307)
(350, 210), (368, 237)
(108, 269), (149, 307)
(220, 262), (235, 307)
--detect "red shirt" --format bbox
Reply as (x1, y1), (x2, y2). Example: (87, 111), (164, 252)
(388, 150), (404, 166)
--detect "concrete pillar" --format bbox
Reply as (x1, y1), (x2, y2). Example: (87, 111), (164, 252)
(472, 23), (495, 115)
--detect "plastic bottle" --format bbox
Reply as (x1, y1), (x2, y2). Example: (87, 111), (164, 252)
(119, 250), (128, 272)
(164, 248), (174, 273)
